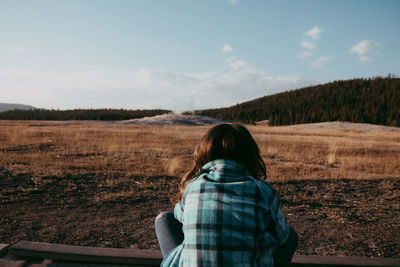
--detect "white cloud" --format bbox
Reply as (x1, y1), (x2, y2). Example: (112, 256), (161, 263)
(12, 46), (25, 53)
(222, 44), (234, 53)
(311, 56), (331, 69)
(304, 26), (324, 40)
(296, 51), (313, 59)
(226, 56), (248, 69)
(0, 64), (314, 112)
(176, 45), (182, 49)
(299, 41), (316, 50)
(350, 40), (380, 62)
(230, 60), (248, 70)
(359, 55), (371, 62)
(297, 26), (326, 61)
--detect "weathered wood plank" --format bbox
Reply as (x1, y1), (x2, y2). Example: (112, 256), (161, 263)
(0, 255), (28, 267)
(89, 263), (120, 267)
(27, 258), (59, 267)
(291, 255), (400, 267)
(8, 241), (162, 266)
(56, 262), (88, 267)
(6, 241), (400, 267)
(0, 244), (10, 257)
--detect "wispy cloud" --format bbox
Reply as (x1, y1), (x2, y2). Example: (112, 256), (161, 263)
(304, 26), (324, 40)
(222, 44), (234, 53)
(350, 40), (380, 62)
(296, 51), (313, 59)
(0, 45), (25, 53)
(297, 26), (331, 68)
(299, 41), (316, 50)
(226, 56), (248, 69)
(311, 56), (331, 69)
(0, 64), (314, 112)
(297, 26), (321, 59)
(12, 46), (25, 53)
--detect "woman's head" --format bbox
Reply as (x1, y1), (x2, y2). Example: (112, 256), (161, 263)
(173, 123), (266, 202)
(194, 123), (266, 178)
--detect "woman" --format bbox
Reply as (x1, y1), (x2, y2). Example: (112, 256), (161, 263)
(155, 123), (298, 266)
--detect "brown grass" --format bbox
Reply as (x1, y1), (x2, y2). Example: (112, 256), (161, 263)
(1, 120), (399, 257)
(1, 120), (399, 183)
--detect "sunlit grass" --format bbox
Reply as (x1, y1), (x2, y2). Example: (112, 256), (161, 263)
(1, 120), (399, 183)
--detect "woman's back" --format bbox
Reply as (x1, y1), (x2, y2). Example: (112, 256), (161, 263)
(164, 159), (289, 266)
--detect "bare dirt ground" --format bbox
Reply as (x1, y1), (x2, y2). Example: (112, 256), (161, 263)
(0, 119), (399, 258)
(1, 168), (399, 258)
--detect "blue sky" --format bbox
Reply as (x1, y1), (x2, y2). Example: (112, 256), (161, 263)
(1, 0), (399, 112)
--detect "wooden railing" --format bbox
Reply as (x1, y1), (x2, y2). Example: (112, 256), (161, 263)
(1, 241), (399, 267)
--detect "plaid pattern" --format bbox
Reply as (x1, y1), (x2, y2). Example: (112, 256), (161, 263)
(162, 159), (289, 267)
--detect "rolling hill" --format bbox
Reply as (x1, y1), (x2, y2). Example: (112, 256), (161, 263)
(0, 103), (36, 112)
(193, 76), (400, 126)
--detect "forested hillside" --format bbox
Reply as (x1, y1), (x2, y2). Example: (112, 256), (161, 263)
(0, 108), (170, 121)
(194, 76), (400, 126)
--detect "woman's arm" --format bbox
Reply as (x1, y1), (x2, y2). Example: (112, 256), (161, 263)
(173, 200), (184, 223)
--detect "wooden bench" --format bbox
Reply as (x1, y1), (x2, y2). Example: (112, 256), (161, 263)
(1, 241), (399, 267)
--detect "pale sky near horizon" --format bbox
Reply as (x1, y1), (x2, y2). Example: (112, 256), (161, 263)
(1, 0), (399, 112)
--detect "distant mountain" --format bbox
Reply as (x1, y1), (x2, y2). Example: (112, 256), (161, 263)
(0, 103), (36, 112)
(194, 76), (400, 127)
(0, 108), (171, 121)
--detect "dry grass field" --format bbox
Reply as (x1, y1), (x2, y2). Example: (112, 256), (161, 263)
(0, 120), (399, 257)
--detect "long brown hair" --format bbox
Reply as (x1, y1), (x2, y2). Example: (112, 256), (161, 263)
(172, 123), (266, 203)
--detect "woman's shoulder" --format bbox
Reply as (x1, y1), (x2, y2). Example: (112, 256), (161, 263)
(181, 175), (206, 200)
(251, 178), (282, 205)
